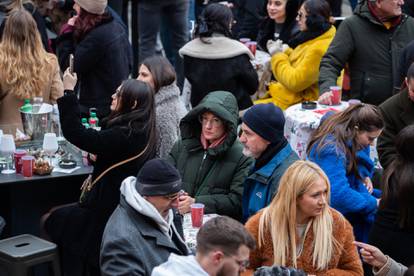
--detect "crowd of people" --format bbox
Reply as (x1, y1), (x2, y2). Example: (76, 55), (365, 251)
(1, 0), (414, 275)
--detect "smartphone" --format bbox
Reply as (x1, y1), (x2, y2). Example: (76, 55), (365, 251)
(69, 54), (74, 74)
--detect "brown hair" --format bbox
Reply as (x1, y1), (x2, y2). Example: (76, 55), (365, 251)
(307, 104), (384, 178)
(140, 55), (176, 93)
(196, 216), (255, 256)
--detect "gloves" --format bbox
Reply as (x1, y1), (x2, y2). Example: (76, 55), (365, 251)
(266, 39), (284, 56)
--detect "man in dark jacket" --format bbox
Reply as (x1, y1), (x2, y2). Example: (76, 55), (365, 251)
(377, 63), (414, 170)
(168, 91), (252, 221)
(240, 103), (298, 222)
(100, 159), (188, 275)
(318, 0), (414, 106)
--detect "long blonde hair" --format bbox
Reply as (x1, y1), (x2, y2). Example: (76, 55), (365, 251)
(0, 8), (55, 99)
(258, 160), (339, 270)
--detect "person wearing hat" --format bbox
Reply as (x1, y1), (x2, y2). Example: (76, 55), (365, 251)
(100, 158), (189, 276)
(55, 0), (132, 119)
(240, 103), (298, 222)
(168, 91), (253, 221)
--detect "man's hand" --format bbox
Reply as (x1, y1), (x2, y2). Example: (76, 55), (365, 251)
(353, 241), (388, 269)
(318, 91), (333, 105)
(63, 68), (78, 91)
(177, 194), (195, 214)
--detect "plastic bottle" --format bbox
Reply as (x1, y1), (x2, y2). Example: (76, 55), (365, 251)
(89, 112), (99, 127)
(20, 99), (33, 112)
(81, 118), (90, 129)
(89, 118), (97, 130)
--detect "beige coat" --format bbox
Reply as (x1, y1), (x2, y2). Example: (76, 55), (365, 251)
(0, 54), (63, 134)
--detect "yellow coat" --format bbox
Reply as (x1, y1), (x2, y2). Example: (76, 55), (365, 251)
(255, 26), (336, 110)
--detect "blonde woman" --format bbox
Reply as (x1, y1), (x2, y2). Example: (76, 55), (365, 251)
(243, 161), (363, 275)
(0, 8), (63, 132)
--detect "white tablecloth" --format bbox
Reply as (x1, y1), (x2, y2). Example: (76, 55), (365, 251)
(183, 213), (218, 253)
(283, 101), (381, 168)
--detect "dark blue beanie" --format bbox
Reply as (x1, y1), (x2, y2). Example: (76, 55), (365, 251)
(242, 104), (285, 143)
(136, 158), (182, 196)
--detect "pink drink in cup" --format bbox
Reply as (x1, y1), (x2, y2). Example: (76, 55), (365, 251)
(246, 41), (257, 56)
(190, 203), (204, 228)
(14, 149), (27, 174)
(21, 155), (34, 177)
(330, 86), (342, 105)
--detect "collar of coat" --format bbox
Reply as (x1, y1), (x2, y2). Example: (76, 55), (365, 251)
(355, 0), (407, 28)
(154, 83), (181, 106)
(179, 34), (255, 60)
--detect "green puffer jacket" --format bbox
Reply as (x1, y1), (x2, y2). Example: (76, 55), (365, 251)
(168, 91), (253, 220)
(319, 0), (414, 105)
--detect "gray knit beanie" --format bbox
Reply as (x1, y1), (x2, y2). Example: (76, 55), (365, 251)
(75, 0), (107, 15)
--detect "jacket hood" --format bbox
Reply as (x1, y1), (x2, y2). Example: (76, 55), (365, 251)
(179, 91), (239, 156)
(152, 254), (208, 276)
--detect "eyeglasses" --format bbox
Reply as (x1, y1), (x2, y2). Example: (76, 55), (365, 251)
(198, 115), (223, 128)
(163, 190), (184, 201)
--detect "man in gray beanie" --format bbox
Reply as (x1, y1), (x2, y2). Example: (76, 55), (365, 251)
(100, 158), (188, 275)
(239, 103), (298, 222)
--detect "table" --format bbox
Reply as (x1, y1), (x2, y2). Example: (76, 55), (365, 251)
(0, 140), (92, 237)
(183, 213), (218, 253)
(283, 101), (380, 168)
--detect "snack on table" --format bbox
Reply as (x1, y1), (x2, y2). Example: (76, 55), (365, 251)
(34, 158), (53, 175)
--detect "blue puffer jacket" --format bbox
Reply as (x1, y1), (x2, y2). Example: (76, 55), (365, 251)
(242, 143), (298, 222)
(308, 135), (379, 242)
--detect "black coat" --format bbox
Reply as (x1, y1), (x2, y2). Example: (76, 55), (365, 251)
(377, 88), (414, 170)
(45, 93), (154, 270)
(56, 15), (132, 118)
(184, 54), (258, 110)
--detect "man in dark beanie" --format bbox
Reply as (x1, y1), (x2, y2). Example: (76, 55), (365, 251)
(100, 158), (189, 275)
(239, 103), (298, 222)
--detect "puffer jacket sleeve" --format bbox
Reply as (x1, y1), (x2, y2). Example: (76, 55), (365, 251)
(319, 20), (355, 95)
(196, 154), (253, 220)
(308, 143), (377, 216)
(326, 211), (363, 276)
(271, 43), (326, 93)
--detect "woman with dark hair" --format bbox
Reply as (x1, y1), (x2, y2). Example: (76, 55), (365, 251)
(179, 3), (258, 111)
(42, 70), (156, 275)
(255, 0), (336, 110)
(369, 125), (414, 267)
(56, 0), (132, 118)
(307, 104), (384, 243)
(138, 56), (187, 158)
(256, 0), (300, 51)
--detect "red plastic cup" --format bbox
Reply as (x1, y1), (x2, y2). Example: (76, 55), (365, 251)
(190, 203), (204, 228)
(246, 41), (257, 56)
(14, 149), (27, 174)
(21, 156), (34, 177)
(330, 86), (342, 105)
(239, 38), (251, 45)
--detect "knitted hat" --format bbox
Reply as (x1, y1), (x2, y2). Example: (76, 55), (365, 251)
(136, 159), (182, 196)
(75, 0), (107, 15)
(242, 104), (285, 143)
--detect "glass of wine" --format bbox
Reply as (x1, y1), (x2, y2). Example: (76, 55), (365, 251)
(42, 133), (58, 166)
(0, 134), (16, 174)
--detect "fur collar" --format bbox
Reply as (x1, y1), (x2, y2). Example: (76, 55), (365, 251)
(179, 35), (254, 60)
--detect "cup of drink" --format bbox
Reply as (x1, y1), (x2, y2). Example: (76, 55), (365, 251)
(246, 41), (257, 56)
(22, 155), (34, 177)
(330, 86), (342, 105)
(190, 203), (205, 228)
(14, 149), (27, 174)
(239, 38), (251, 45)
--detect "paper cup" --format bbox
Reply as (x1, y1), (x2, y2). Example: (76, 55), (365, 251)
(191, 203), (204, 228)
(22, 156), (34, 177)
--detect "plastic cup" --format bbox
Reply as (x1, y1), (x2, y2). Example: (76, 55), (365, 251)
(246, 41), (257, 56)
(330, 86), (342, 105)
(22, 156), (34, 177)
(14, 149), (27, 174)
(239, 38), (251, 45)
(190, 203), (205, 228)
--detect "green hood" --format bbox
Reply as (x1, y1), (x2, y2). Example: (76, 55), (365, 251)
(180, 91), (239, 156)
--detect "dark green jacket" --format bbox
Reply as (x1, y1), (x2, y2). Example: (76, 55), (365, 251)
(319, 0), (414, 105)
(168, 91), (252, 220)
(377, 88), (414, 170)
